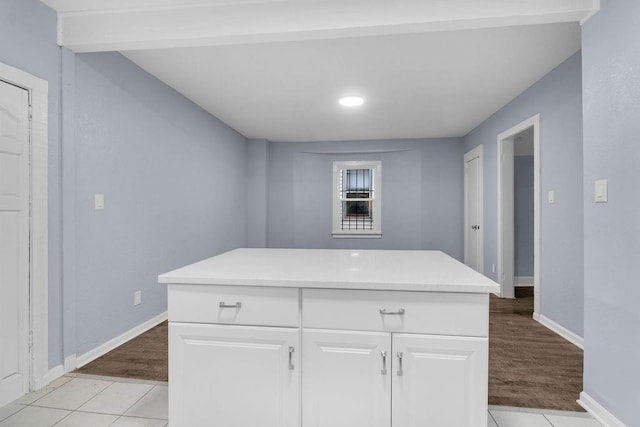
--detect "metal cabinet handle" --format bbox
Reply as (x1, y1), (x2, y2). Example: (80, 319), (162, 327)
(381, 351), (388, 375)
(379, 308), (405, 315)
(397, 352), (404, 376)
(288, 347), (295, 370)
(219, 301), (242, 309)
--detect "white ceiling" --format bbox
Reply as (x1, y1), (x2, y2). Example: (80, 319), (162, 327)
(123, 24), (580, 141)
(42, 0), (591, 142)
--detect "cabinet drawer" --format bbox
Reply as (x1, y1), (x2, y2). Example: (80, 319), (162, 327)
(168, 284), (299, 327)
(303, 289), (488, 337)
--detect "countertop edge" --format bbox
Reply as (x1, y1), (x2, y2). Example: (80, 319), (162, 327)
(159, 277), (500, 294)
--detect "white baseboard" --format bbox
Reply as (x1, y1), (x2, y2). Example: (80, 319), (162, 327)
(578, 392), (627, 427)
(35, 364), (64, 389)
(534, 313), (584, 350)
(76, 311), (168, 369)
(514, 276), (534, 286)
(64, 354), (77, 373)
(34, 312), (168, 389)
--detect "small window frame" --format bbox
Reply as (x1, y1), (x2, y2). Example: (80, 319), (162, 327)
(332, 160), (382, 238)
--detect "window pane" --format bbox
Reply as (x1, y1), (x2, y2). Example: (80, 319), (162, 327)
(344, 168), (371, 191)
(343, 199), (371, 218)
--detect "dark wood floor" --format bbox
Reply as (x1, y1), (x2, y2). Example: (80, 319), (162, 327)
(76, 290), (584, 411)
(488, 291), (583, 411)
(77, 321), (169, 382)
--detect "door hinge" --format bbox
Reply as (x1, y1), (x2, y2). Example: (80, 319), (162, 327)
(28, 105), (33, 122)
(28, 330), (34, 351)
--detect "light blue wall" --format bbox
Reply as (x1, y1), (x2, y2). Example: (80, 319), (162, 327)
(72, 52), (248, 356)
(514, 155), (534, 277)
(0, 0), (64, 367)
(1, 0), (249, 368)
(267, 138), (464, 258)
(247, 139), (269, 248)
(464, 52), (584, 336)
(582, 0), (640, 424)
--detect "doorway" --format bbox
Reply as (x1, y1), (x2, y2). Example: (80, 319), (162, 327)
(497, 114), (540, 315)
(0, 62), (49, 405)
(464, 145), (483, 273)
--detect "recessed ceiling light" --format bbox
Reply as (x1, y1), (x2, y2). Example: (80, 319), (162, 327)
(339, 96), (365, 107)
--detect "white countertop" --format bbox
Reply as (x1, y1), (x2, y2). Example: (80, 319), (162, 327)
(158, 248), (499, 293)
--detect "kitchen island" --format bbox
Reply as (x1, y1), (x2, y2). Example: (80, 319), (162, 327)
(159, 248), (499, 427)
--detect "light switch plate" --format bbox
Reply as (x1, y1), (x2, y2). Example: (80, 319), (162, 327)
(595, 179), (608, 203)
(94, 194), (105, 210)
(548, 190), (555, 204)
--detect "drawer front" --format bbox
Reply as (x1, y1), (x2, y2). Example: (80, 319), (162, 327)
(303, 289), (488, 337)
(169, 284), (299, 327)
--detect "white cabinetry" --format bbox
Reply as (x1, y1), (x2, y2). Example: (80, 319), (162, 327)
(302, 289), (488, 427)
(392, 334), (488, 426)
(164, 250), (498, 427)
(302, 329), (391, 427)
(168, 285), (300, 427)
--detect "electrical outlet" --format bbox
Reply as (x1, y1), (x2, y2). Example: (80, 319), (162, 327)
(134, 291), (142, 306)
(492, 264), (496, 273)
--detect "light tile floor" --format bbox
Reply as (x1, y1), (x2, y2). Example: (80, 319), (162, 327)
(0, 374), (601, 427)
(489, 406), (602, 427)
(0, 375), (167, 427)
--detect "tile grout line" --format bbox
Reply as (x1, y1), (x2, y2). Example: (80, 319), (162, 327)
(488, 410), (499, 427)
(5, 380), (73, 425)
(0, 404), (27, 423)
(118, 384), (160, 419)
(0, 377), (74, 424)
(107, 385), (158, 426)
(64, 382), (162, 426)
(30, 378), (115, 412)
(543, 414), (554, 426)
(51, 409), (74, 426)
(27, 378), (115, 426)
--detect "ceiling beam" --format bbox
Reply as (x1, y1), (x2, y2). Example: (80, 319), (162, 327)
(50, 0), (599, 52)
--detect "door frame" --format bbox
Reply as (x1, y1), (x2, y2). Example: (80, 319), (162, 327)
(463, 144), (483, 273)
(0, 61), (49, 391)
(497, 114), (540, 315)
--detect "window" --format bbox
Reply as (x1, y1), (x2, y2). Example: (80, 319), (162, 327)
(332, 160), (382, 238)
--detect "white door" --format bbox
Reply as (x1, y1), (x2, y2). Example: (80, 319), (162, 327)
(392, 334), (488, 427)
(464, 146), (483, 272)
(303, 329), (390, 427)
(169, 323), (300, 427)
(0, 80), (30, 407)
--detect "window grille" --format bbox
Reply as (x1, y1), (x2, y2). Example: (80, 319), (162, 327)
(332, 161), (382, 238)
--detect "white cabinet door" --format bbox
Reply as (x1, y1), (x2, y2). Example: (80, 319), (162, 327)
(392, 334), (488, 427)
(169, 323), (299, 427)
(303, 329), (390, 427)
(0, 81), (30, 407)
